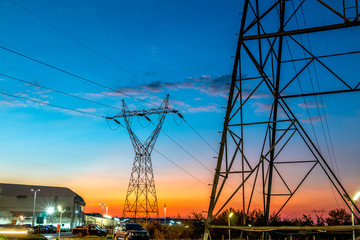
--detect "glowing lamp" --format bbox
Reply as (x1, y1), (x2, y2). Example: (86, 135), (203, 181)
(353, 192), (360, 201)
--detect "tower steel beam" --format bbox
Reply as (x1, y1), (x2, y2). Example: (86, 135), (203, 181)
(241, 22), (360, 41)
(203, 1), (360, 239)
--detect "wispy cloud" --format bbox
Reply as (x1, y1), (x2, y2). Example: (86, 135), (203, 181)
(254, 102), (272, 113)
(76, 107), (97, 113)
(170, 99), (191, 109)
(298, 101), (325, 109)
(301, 115), (322, 123)
(187, 105), (221, 113)
(0, 100), (28, 108)
(85, 93), (106, 98)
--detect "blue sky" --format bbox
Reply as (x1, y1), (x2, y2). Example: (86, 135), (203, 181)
(0, 0), (359, 218)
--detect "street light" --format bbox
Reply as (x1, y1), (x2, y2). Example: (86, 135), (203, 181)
(46, 207), (55, 215)
(164, 204), (167, 226)
(46, 207), (55, 225)
(57, 206), (66, 239)
(228, 212), (234, 240)
(99, 203), (106, 227)
(352, 192), (360, 240)
(31, 189), (40, 227)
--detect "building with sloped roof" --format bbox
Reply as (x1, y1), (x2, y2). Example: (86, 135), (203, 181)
(0, 183), (85, 228)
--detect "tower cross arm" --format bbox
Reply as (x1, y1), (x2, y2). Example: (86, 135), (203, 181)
(114, 107), (177, 118)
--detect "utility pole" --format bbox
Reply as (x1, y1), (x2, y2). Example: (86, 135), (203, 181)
(164, 204), (166, 225)
(31, 188), (40, 227)
(99, 203), (106, 227)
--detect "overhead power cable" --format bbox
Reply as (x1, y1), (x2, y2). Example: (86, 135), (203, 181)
(298, 3), (341, 178)
(139, 115), (260, 208)
(0, 91), (105, 118)
(284, 2), (339, 207)
(8, 0), (142, 81)
(169, 97), (219, 154)
(298, 4), (342, 207)
(109, 114), (210, 186)
(153, 147), (208, 187)
(0, 73), (122, 111)
(183, 118), (218, 154)
(161, 129), (214, 173)
(0, 45), (158, 107)
(109, 113), (257, 209)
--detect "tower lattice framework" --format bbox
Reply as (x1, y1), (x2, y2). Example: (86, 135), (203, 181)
(114, 95), (177, 219)
(204, 0), (360, 239)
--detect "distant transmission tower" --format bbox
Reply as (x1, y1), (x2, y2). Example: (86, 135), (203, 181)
(204, 0), (360, 239)
(112, 95), (177, 219)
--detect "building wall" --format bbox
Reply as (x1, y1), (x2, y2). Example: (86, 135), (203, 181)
(84, 215), (118, 228)
(0, 183), (86, 228)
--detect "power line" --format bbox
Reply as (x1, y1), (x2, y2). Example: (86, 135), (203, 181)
(148, 115), (261, 209)
(0, 91), (105, 118)
(183, 118), (218, 154)
(153, 147), (208, 187)
(298, 3), (341, 179)
(169, 97), (219, 154)
(0, 73), (122, 111)
(0, 44), (158, 107)
(109, 114), (254, 209)
(8, 0), (142, 81)
(161, 129), (214, 173)
(109, 115), (210, 187)
(1, 81), (207, 187)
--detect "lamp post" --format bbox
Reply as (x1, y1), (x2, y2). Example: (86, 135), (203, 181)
(57, 206), (66, 239)
(228, 212), (233, 240)
(99, 203), (106, 227)
(352, 192), (360, 240)
(164, 204), (167, 226)
(31, 189), (40, 227)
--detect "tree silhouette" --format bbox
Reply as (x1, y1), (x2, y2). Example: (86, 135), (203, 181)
(325, 208), (351, 226)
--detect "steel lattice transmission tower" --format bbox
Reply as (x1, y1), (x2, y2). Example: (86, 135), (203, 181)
(112, 95), (177, 219)
(204, 0), (360, 239)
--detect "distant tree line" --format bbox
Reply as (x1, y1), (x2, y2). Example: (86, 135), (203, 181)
(142, 208), (357, 240)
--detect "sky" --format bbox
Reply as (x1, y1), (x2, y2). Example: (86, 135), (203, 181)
(0, 0), (359, 220)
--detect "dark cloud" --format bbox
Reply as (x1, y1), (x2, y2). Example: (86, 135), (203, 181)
(102, 75), (230, 97)
(140, 80), (194, 92)
(191, 75), (230, 98)
(86, 74), (269, 102)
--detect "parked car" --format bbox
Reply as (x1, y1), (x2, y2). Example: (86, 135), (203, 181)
(30, 225), (49, 234)
(45, 225), (56, 233)
(113, 223), (149, 240)
(72, 224), (107, 237)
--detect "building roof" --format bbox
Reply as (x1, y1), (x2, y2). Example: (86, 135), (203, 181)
(0, 183), (85, 205)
